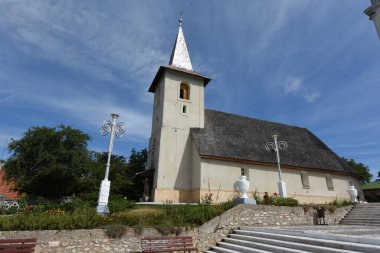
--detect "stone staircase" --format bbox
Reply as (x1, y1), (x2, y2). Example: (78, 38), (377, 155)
(206, 226), (380, 253)
(340, 203), (380, 226)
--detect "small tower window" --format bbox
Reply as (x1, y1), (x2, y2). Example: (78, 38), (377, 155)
(179, 83), (189, 100)
(182, 105), (187, 114)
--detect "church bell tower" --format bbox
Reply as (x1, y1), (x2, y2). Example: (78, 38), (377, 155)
(147, 18), (211, 203)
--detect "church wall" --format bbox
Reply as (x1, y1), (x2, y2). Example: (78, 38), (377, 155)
(197, 158), (362, 204)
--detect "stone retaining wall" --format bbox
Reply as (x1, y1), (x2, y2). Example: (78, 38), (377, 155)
(0, 204), (352, 252)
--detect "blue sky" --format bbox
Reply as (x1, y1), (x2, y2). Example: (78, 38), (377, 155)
(0, 1), (379, 179)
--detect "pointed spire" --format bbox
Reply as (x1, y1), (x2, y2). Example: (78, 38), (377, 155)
(168, 15), (193, 71)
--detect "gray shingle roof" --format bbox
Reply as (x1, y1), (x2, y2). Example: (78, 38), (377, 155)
(191, 109), (358, 175)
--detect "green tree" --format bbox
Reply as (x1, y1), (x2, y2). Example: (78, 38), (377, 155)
(86, 151), (129, 195)
(124, 148), (147, 200)
(82, 149), (147, 201)
(343, 157), (373, 184)
(4, 125), (91, 199)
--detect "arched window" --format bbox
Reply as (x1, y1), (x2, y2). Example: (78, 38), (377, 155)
(179, 83), (189, 100)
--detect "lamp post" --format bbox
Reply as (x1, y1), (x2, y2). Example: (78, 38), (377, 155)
(96, 113), (126, 214)
(265, 134), (288, 198)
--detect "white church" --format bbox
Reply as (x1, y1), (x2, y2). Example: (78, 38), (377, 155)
(144, 19), (363, 204)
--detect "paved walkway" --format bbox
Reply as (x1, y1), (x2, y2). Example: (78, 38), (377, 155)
(262, 225), (380, 243)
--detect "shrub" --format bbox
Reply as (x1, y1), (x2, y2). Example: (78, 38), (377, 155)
(199, 193), (213, 205)
(133, 224), (143, 235)
(0, 206), (18, 215)
(104, 224), (127, 238)
(155, 226), (171, 235)
(273, 197), (299, 207)
(322, 204), (337, 213)
(256, 191), (299, 207)
(159, 200), (235, 227)
(330, 199), (351, 208)
(0, 198), (235, 230)
(0, 206), (104, 231)
(108, 197), (135, 213)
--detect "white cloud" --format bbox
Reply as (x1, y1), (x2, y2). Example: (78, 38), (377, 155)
(283, 77), (302, 94)
(40, 95), (151, 140)
(0, 0), (168, 85)
(280, 76), (320, 103)
(304, 91), (320, 102)
(0, 90), (20, 102)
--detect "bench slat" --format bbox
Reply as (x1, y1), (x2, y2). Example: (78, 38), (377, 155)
(0, 238), (36, 253)
(0, 250), (35, 253)
(0, 239), (36, 244)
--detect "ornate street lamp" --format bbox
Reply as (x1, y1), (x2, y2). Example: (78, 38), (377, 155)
(265, 134), (288, 198)
(96, 113), (126, 214)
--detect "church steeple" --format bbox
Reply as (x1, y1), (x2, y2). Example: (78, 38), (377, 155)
(168, 16), (193, 71)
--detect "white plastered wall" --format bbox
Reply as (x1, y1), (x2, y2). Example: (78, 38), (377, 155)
(197, 158), (363, 204)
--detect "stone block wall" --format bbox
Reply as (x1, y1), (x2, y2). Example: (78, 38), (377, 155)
(0, 204), (352, 252)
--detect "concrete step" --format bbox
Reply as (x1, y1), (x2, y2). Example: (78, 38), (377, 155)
(346, 213), (380, 215)
(208, 225), (380, 253)
(350, 207), (380, 210)
(341, 218), (380, 221)
(206, 246), (244, 253)
(340, 221), (380, 226)
(234, 230), (380, 253)
(343, 217), (380, 220)
(348, 205), (380, 209)
(240, 227), (380, 245)
(211, 243), (271, 253)
(348, 208), (380, 210)
(339, 203), (380, 226)
(348, 211), (380, 213)
(228, 234), (363, 253)
(354, 204), (380, 206)
(344, 215), (380, 218)
(217, 240), (309, 253)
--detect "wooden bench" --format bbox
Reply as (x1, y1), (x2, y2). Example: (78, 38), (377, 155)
(141, 236), (197, 252)
(0, 238), (36, 253)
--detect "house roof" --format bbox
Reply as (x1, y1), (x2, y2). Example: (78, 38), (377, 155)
(191, 109), (359, 176)
(362, 181), (380, 190)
